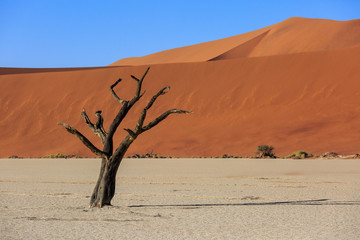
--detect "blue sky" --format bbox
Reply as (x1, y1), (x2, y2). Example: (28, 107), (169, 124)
(1, 0), (359, 68)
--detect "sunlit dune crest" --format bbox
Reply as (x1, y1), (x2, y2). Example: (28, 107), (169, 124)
(110, 17), (360, 66)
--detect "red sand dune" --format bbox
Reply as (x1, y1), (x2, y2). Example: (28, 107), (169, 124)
(111, 17), (360, 65)
(1, 17), (360, 157)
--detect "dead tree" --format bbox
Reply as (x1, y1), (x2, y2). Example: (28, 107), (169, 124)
(59, 67), (191, 207)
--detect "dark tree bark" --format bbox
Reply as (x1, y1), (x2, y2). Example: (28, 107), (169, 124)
(59, 67), (191, 208)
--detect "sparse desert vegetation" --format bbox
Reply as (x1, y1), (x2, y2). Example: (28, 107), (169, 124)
(8, 155), (23, 159)
(320, 152), (339, 158)
(286, 151), (314, 159)
(255, 145), (276, 158)
(41, 153), (83, 159)
(127, 153), (168, 158)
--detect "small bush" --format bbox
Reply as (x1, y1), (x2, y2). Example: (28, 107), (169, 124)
(320, 152), (339, 158)
(255, 145), (276, 158)
(127, 153), (167, 158)
(41, 153), (78, 159)
(221, 154), (240, 158)
(8, 155), (23, 159)
(287, 151), (313, 159)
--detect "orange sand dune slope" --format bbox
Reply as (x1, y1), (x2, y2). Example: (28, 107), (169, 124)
(1, 17), (360, 157)
(1, 46), (360, 157)
(111, 17), (360, 66)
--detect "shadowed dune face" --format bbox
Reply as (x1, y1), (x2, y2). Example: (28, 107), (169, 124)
(209, 30), (271, 61)
(1, 17), (360, 157)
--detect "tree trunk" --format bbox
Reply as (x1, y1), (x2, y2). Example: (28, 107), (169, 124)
(89, 157), (123, 207)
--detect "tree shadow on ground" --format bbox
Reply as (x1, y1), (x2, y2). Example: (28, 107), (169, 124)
(129, 199), (360, 208)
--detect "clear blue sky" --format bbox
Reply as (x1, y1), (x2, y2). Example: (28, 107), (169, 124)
(1, 0), (359, 68)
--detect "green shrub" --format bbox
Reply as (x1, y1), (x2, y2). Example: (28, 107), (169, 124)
(287, 151), (313, 159)
(255, 145), (276, 158)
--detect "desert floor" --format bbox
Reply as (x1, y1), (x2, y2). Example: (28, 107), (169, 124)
(1, 158), (359, 240)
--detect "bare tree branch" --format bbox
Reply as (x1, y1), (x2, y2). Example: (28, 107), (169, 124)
(130, 75), (140, 82)
(107, 67), (151, 138)
(146, 86), (170, 109)
(142, 109), (192, 132)
(134, 67), (150, 99)
(104, 101), (129, 154)
(124, 128), (137, 139)
(134, 85), (171, 132)
(110, 78), (127, 105)
(58, 123), (107, 158)
(131, 85), (191, 135)
(105, 67), (152, 153)
(95, 110), (107, 138)
(81, 109), (107, 145)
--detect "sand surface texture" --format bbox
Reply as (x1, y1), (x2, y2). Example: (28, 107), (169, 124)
(1, 17), (360, 158)
(1, 158), (359, 239)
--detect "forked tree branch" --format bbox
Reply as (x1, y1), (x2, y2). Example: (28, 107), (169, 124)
(106, 102), (129, 143)
(81, 109), (107, 145)
(133, 86), (170, 133)
(106, 67), (151, 153)
(133, 66), (150, 99)
(110, 78), (127, 105)
(110, 67), (150, 107)
(113, 84), (190, 160)
(114, 108), (190, 160)
(124, 128), (137, 138)
(132, 85), (191, 135)
(58, 123), (107, 158)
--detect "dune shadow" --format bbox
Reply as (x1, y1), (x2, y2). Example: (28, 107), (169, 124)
(129, 199), (360, 208)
